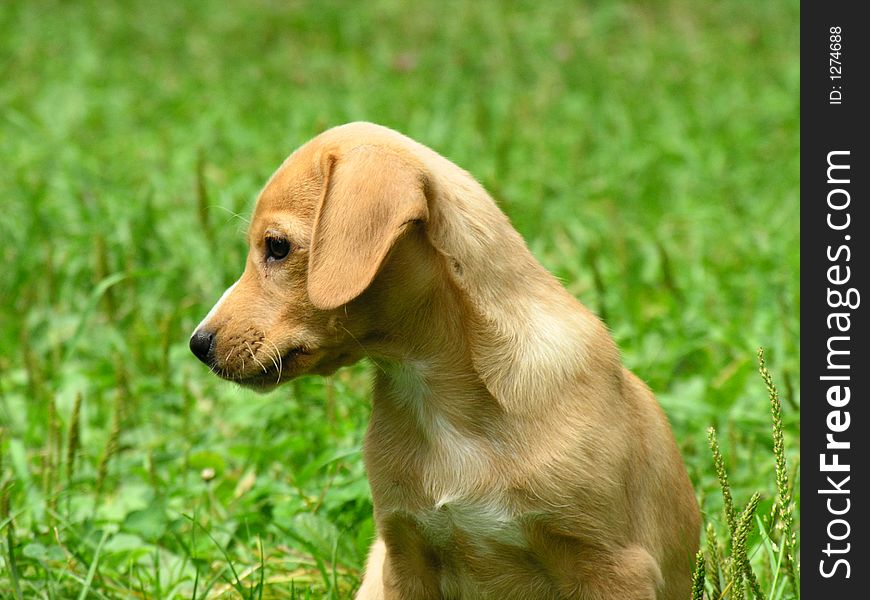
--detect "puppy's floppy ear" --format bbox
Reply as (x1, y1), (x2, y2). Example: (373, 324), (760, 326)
(308, 146), (429, 310)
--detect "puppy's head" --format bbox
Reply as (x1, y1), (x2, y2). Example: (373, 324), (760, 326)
(190, 125), (430, 391)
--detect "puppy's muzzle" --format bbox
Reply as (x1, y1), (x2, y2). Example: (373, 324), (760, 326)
(189, 329), (216, 365)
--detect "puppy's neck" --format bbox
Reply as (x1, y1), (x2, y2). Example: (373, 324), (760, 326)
(419, 168), (619, 411)
(367, 249), (499, 430)
(366, 241), (615, 427)
(359, 155), (620, 418)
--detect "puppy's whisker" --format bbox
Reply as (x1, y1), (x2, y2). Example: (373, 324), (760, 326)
(245, 342), (268, 374)
(264, 337), (283, 383)
(338, 323), (386, 376)
(214, 205), (250, 225)
(262, 338), (281, 376)
(266, 349), (280, 373)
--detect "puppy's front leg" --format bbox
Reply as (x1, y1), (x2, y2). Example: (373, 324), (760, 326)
(379, 518), (442, 600)
(356, 535), (441, 600)
(356, 538), (386, 600)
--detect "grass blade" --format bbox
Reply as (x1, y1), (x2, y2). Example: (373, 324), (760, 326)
(77, 529), (110, 600)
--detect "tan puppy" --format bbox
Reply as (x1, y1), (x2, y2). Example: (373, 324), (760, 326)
(190, 122), (700, 600)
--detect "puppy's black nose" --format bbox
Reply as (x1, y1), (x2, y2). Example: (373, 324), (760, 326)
(189, 329), (216, 365)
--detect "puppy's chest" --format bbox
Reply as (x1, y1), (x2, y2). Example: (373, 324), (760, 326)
(415, 497), (525, 550)
(374, 365), (556, 596)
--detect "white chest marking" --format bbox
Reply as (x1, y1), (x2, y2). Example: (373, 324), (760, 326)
(384, 360), (490, 502)
(418, 498), (523, 547)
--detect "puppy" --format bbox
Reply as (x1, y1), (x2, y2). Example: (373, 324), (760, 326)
(190, 122), (700, 600)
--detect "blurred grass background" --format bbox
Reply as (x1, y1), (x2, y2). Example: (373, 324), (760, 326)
(0, 0), (799, 598)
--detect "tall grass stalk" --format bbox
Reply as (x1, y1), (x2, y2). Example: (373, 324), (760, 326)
(695, 350), (799, 600)
(705, 523), (723, 599)
(46, 395), (63, 518)
(96, 390), (124, 496)
(707, 427), (737, 538)
(707, 426), (764, 599)
(2, 474), (23, 600)
(757, 348), (798, 597)
(729, 492), (760, 600)
(691, 550), (706, 600)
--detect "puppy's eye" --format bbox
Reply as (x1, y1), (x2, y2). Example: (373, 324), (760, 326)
(265, 237), (292, 261)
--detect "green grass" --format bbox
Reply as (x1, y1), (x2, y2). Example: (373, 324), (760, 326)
(0, 0), (799, 598)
